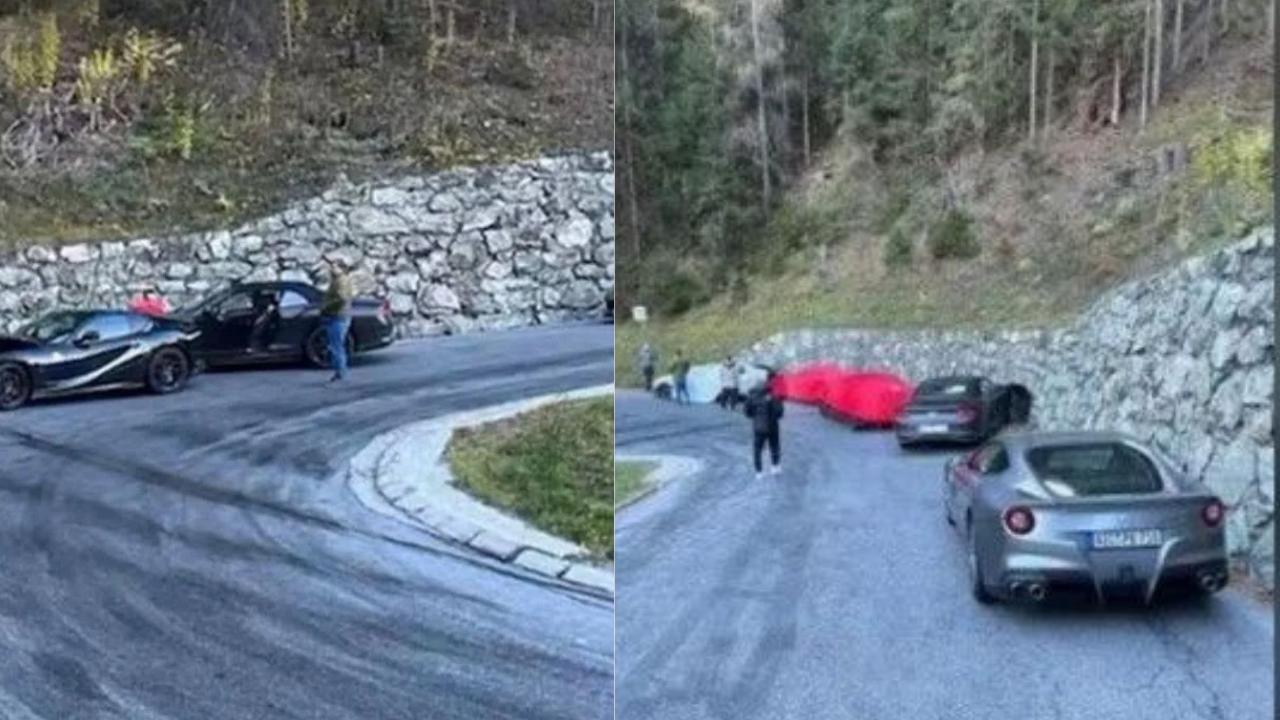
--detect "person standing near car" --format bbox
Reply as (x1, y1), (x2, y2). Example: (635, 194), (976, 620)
(638, 342), (658, 391)
(718, 355), (741, 410)
(673, 350), (691, 404)
(247, 289), (281, 354)
(743, 377), (784, 479)
(320, 260), (355, 382)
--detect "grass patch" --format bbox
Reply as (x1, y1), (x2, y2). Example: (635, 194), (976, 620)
(615, 461), (657, 507)
(448, 396), (614, 559)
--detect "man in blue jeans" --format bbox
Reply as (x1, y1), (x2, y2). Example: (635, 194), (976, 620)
(321, 260), (355, 382)
(673, 350), (691, 404)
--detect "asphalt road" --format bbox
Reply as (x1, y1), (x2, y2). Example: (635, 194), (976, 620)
(0, 324), (615, 720)
(615, 392), (1275, 720)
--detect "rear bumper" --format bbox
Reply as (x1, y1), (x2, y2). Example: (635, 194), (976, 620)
(988, 539), (1229, 604)
(360, 321), (396, 353)
(896, 423), (982, 445)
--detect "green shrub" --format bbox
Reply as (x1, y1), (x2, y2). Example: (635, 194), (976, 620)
(883, 226), (913, 268)
(1193, 126), (1272, 196)
(645, 266), (708, 317)
(927, 208), (980, 260)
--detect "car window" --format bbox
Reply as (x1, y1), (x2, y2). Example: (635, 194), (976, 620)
(916, 378), (978, 397)
(1026, 443), (1164, 496)
(219, 292), (254, 314)
(980, 445), (1008, 474)
(21, 311), (86, 341)
(280, 290), (309, 309)
(81, 314), (135, 342)
(971, 444), (1007, 474)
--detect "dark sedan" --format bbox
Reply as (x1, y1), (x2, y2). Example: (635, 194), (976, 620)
(0, 310), (202, 411)
(895, 375), (1032, 449)
(175, 281), (396, 368)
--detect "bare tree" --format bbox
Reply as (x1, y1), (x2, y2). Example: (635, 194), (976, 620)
(1140, 0), (1152, 129)
(1173, 0), (1184, 71)
(1028, 0), (1039, 141)
(1153, 0), (1163, 108)
(749, 0), (771, 205)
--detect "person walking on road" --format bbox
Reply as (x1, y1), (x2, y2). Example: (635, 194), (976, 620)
(673, 351), (691, 404)
(639, 342), (658, 392)
(320, 259), (355, 383)
(743, 378), (784, 479)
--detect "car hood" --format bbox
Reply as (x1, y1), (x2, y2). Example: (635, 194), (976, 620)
(0, 335), (41, 353)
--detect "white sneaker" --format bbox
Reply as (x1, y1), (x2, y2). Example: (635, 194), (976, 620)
(755, 471), (764, 480)
(771, 464), (781, 476)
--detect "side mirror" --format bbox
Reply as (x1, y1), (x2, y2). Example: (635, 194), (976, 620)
(74, 330), (100, 348)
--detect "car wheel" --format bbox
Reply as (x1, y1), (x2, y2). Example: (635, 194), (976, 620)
(0, 362), (32, 411)
(305, 326), (355, 368)
(146, 348), (191, 394)
(967, 522), (995, 604)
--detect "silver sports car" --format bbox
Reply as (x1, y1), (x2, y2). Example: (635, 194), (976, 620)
(943, 429), (1229, 605)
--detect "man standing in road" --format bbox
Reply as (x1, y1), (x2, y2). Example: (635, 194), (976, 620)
(717, 355), (741, 410)
(673, 350), (691, 404)
(320, 259), (355, 383)
(639, 342), (658, 391)
(743, 376), (784, 478)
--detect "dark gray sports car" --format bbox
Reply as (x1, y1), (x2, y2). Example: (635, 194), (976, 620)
(943, 429), (1229, 605)
(897, 375), (1032, 448)
(0, 310), (202, 411)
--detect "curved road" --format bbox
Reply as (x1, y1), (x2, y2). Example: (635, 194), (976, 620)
(0, 324), (614, 720)
(615, 392), (1274, 720)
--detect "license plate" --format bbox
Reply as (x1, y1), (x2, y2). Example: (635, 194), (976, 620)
(919, 424), (948, 434)
(1091, 529), (1164, 550)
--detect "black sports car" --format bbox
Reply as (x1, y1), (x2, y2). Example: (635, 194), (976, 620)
(0, 310), (202, 411)
(895, 375), (1033, 449)
(173, 280), (396, 368)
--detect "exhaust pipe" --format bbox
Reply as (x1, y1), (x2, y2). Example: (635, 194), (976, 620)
(1026, 583), (1047, 601)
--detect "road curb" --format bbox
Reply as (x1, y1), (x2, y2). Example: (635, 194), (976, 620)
(615, 452), (705, 513)
(346, 384), (615, 598)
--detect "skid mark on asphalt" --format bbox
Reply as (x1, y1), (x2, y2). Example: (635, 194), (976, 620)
(0, 425), (607, 606)
(620, 413), (823, 720)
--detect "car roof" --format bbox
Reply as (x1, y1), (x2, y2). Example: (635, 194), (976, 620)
(994, 428), (1147, 452)
(918, 374), (982, 385)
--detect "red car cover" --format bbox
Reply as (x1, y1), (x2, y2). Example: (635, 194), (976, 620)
(771, 362), (842, 404)
(822, 371), (914, 426)
(772, 364), (914, 426)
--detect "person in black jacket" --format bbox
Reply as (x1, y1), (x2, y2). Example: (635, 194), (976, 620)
(743, 379), (784, 478)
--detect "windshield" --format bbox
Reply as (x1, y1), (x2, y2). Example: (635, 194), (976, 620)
(914, 378), (978, 398)
(1025, 443), (1165, 496)
(19, 311), (88, 342)
(176, 282), (234, 315)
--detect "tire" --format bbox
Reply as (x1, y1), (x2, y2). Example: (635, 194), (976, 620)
(146, 347), (191, 395)
(305, 326), (355, 369)
(0, 362), (32, 411)
(967, 521), (995, 604)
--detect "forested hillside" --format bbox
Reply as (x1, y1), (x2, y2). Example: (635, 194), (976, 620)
(0, 0), (613, 246)
(616, 0), (1272, 337)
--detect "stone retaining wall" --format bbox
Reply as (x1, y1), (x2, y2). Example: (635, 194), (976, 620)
(0, 152), (615, 337)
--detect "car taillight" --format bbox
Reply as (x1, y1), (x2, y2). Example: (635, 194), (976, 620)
(957, 402), (978, 422)
(1201, 498), (1226, 528)
(378, 299), (391, 321)
(1002, 506), (1035, 535)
